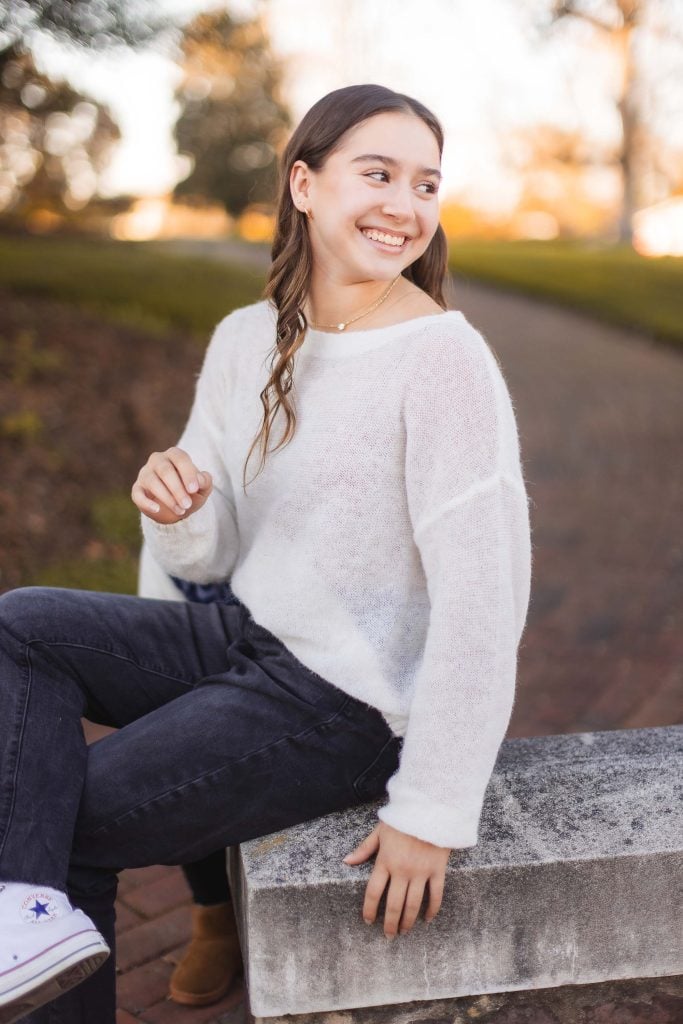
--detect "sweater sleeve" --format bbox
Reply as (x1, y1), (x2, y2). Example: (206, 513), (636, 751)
(376, 325), (532, 849)
(139, 313), (241, 584)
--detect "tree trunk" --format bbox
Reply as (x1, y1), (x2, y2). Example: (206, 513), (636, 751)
(615, 21), (639, 245)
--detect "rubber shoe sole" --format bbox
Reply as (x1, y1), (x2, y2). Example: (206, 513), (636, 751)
(0, 928), (110, 1024)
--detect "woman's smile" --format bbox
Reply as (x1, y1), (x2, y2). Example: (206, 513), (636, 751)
(357, 225), (410, 254)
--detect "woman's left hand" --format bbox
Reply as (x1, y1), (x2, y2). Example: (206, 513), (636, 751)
(342, 821), (451, 938)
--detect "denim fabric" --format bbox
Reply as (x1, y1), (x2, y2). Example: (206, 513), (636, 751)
(0, 586), (403, 1023)
(169, 575), (240, 606)
(171, 575), (239, 905)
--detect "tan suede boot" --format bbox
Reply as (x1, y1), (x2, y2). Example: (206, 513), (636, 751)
(169, 900), (243, 1006)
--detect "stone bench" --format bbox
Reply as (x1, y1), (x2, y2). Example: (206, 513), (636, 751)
(226, 724), (683, 1023)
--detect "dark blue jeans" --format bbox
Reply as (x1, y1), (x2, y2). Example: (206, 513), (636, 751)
(0, 586), (403, 1023)
(171, 574), (241, 906)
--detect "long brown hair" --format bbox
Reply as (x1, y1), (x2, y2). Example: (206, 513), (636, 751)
(243, 83), (449, 492)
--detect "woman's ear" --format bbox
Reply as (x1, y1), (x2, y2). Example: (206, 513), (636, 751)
(290, 159), (311, 213)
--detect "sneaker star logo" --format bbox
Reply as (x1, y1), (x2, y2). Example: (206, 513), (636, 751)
(29, 899), (50, 919)
(21, 892), (58, 924)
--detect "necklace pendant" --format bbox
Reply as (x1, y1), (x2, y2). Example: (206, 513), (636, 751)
(337, 322), (346, 331)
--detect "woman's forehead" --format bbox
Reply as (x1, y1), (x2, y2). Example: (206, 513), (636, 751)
(333, 114), (441, 170)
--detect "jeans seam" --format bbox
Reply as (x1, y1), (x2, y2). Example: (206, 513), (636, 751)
(82, 694), (356, 839)
(352, 735), (402, 799)
(0, 636), (195, 864)
(23, 639), (198, 689)
(0, 638), (31, 865)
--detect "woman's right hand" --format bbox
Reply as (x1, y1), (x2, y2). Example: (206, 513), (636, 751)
(131, 447), (213, 525)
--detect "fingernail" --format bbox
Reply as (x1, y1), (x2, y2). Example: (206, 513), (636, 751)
(181, 497), (192, 509)
(187, 480), (198, 493)
(385, 933), (395, 941)
(363, 918), (372, 925)
(175, 506), (186, 516)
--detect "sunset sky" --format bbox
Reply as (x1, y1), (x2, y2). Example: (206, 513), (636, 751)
(28, 0), (683, 216)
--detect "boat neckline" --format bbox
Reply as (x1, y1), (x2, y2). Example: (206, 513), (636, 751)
(299, 309), (464, 358)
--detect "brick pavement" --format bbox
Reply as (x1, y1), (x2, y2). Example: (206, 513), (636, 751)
(85, 276), (681, 1021)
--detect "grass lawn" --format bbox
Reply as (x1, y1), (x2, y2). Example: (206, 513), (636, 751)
(0, 233), (680, 348)
(448, 240), (682, 348)
(0, 233), (266, 339)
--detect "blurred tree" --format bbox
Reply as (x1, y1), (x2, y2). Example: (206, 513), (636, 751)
(0, 0), (171, 55)
(500, 121), (621, 236)
(173, 8), (291, 218)
(544, 0), (683, 243)
(0, 43), (120, 222)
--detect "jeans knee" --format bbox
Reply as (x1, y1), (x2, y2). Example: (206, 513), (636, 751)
(0, 586), (71, 644)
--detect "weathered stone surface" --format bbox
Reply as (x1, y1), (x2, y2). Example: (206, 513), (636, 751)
(227, 725), (683, 1019)
(244, 973), (683, 1024)
(248, 974), (683, 1024)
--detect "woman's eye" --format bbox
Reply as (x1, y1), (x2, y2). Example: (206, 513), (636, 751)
(365, 171), (437, 194)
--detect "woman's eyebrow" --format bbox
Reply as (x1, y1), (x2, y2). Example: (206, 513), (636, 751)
(350, 153), (442, 181)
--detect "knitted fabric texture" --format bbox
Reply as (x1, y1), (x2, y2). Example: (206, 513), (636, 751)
(140, 299), (533, 849)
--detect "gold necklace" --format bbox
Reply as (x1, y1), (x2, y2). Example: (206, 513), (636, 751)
(306, 275), (402, 332)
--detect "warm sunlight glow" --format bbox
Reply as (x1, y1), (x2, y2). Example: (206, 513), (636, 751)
(237, 206), (276, 242)
(510, 211), (559, 240)
(110, 195), (233, 240)
(633, 197), (683, 257)
(111, 197), (168, 240)
(21, 0), (683, 239)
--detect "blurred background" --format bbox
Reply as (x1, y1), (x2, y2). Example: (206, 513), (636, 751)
(2, 0), (683, 247)
(1, 0), (682, 720)
(0, 3), (681, 1018)
(1, 0), (681, 718)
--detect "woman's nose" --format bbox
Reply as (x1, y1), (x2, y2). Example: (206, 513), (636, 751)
(380, 188), (417, 220)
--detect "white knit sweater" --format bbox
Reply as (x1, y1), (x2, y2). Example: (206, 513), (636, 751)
(140, 299), (533, 849)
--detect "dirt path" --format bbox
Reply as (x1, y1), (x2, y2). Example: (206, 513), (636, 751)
(447, 275), (682, 739)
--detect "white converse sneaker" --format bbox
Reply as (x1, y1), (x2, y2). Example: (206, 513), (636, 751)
(0, 881), (110, 1023)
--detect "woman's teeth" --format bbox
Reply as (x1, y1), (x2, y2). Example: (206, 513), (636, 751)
(360, 228), (406, 247)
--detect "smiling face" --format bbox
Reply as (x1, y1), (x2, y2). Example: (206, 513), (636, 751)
(290, 111), (442, 285)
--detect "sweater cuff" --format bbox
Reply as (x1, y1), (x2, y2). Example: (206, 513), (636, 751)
(139, 500), (217, 572)
(376, 779), (482, 850)
(141, 498), (215, 540)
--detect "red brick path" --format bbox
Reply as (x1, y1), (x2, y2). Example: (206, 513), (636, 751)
(87, 276), (682, 1021)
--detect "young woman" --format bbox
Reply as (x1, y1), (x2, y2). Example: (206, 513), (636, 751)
(0, 83), (532, 1023)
